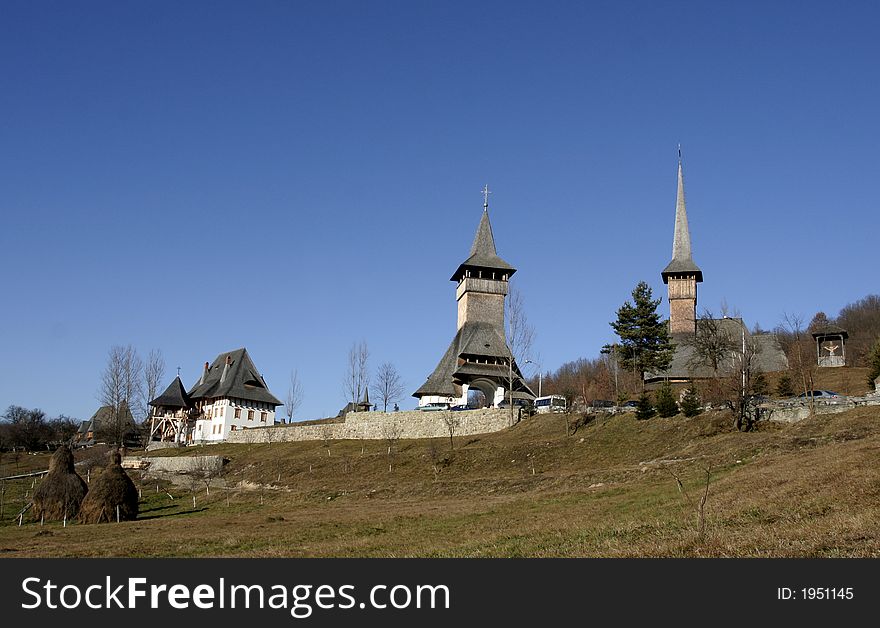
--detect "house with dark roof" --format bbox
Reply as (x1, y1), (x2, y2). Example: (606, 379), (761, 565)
(414, 192), (534, 408)
(646, 154), (788, 384)
(73, 403), (138, 446)
(187, 348), (282, 443)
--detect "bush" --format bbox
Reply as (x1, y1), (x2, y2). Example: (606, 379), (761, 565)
(635, 392), (655, 420)
(654, 382), (678, 418)
(680, 385), (702, 417)
(867, 339), (880, 390)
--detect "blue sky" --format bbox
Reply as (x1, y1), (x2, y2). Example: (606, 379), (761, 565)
(1, 1), (878, 422)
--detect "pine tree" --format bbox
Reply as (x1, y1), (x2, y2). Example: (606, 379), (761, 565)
(752, 371), (768, 396)
(654, 381), (678, 417)
(680, 385), (702, 417)
(776, 373), (794, 397)
(635, 392), (655, 420)
(867, 339), (880, 391)
(610, 281), (676, 387)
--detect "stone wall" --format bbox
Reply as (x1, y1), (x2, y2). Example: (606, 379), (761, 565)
(763, 396), (880, 423)
(125, 455), (226, 474)
(225, 408), (514, 444)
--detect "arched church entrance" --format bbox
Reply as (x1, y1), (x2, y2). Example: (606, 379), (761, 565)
(468, 379), (498, 409)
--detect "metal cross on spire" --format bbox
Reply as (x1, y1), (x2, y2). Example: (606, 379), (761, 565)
(482, 184), (491, 210)
(177, 366), (181, 378)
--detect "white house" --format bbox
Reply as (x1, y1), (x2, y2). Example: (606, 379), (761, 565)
(187, 348), (282, 443)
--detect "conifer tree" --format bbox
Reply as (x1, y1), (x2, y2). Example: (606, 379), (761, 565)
(654, 381), (678, 417)
(635, 392), (655, 420)
(776, 373), (794, 397)
(679, 385), (702, 417)
(610, 281), (675, 387)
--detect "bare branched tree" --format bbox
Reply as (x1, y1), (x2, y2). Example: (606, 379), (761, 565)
(504, 284), (535, 424)
(382, 419), (403, 472)
(99, 345), (143, 445)
(143, 349), (166, 423)
(779, 313), (817, 416)
(285, 369), (304, 423)
(372, 362), (405, 412)
(343, 341), (370, 406)
(442, 411), (460, 452)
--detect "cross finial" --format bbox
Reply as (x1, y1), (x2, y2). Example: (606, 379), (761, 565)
(176, 366), (181, 378)
(482, 184), (491, 210)
(678, 143), (682, 162)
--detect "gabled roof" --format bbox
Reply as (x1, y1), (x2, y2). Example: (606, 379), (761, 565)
(662, 159), (703, 283)
(811, 325), (849, 340)
(413, 322), (533, 398)
(645, 318), (789, 381)
(149, 376), (192, 409)
(188, 348), (282, 406)
(451, 209), (516, 281)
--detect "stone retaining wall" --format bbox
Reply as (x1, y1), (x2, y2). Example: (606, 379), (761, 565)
(125, 455), (226, 474)
(225, 408), (514, 444)
(764, 396), (880, 423)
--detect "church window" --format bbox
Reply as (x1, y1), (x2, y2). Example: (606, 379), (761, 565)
(234, 408), (241, 419)
(260, 412), (267, 422)
(248, 410), (254, 421)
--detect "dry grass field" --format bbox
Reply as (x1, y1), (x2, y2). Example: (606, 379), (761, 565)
(1, 397), (878, 558)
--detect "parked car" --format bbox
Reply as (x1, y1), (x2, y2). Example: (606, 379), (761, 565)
(450, 404), (472, 411)
(418, 402), (450, 411)
(591, 400), (615, 409)
(796, 390), (843, 399)
(621, 400), (639, 408)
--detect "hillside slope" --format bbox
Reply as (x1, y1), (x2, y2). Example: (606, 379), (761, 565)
(1, 406), (878, 557)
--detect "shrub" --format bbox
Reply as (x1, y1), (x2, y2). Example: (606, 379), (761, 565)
(654, 382), (679, 418)
(635, 392), (655, 420)
(679, 385), (702, 417)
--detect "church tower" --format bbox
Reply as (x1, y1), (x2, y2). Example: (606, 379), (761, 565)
(451, 192), (515, 330)
(661, 154), (703, 335)
(413, 187), (534, 409)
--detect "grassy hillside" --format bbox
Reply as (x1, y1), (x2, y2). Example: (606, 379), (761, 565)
(1, 404), (878, 557)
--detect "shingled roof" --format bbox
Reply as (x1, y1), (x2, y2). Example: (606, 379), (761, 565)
(645, 318), (789, 382)
(149, 376), (192, 409)
(661, 159), (703, 283)
(188, 348), (282, 406)
(413, 322), (532, 398)
(450, 209), (516, 281)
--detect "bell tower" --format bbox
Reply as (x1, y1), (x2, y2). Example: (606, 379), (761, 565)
(661, 153), (703, 335)
(451, 186), (514, 331)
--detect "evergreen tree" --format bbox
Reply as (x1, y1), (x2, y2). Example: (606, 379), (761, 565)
(610, 281), (675, 387)
(680, 385), (702, 417)
(867, 339), (880, 390)
(654, 381), (678, 417)
(635, 392), (655, 420)
(752, 371), (768, 396)
(776, 373), (794, 397)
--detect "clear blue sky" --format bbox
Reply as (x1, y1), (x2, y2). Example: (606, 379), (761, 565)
(2, 1), (878, 422)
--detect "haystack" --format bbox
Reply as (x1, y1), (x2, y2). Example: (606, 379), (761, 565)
(31, 445), (88, 521)
(79, 450), (139, 523)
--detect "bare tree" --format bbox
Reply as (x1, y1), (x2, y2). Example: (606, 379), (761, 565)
(372, 362), (405, 412)
(382, 419), (403, 472)
(285, 369), (304, 423)
(504, 284), (535, 425)
(98, 345), (143, 445)
(320, 425), (333, 457)
(779, 313), (817, 416)
(343, 341), (370, 406)
(442, 411), (460, 452)
(143, 349), (166, 420)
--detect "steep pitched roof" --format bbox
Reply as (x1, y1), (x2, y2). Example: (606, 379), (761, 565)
(645, 318), (789, 381)
(662, 159), (703, 283)
(149, 376), (192, 409)
(412, 322), (533, 398)
(450, 209), (516, 281)
(188, 348), (282, 406)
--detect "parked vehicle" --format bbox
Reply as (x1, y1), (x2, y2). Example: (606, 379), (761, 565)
(534, 395), (567, 413)
(450, 404), (472, 411)
(418, 402), (450, 411)
(796, 390), (843, 399)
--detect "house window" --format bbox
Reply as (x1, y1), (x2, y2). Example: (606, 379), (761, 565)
(248, 410), (254, 421)
(260, 412), (267, 422)
(235, 408), (241, 419)
(231, 425), (237, 431)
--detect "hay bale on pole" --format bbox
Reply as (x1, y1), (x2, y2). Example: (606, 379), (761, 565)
(32, 445), (88, 522)
(79, 450), (139, 524)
